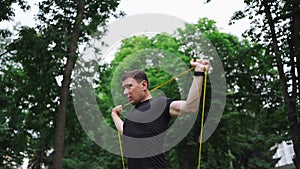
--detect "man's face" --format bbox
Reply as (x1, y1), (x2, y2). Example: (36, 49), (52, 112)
(122, 77), (147, 105)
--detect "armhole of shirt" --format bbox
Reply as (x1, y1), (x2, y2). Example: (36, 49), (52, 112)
(165, 98), (173, 119)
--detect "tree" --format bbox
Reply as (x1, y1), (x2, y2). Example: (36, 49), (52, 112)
(1, 1), (290, 166)
(229, 0), (300, 168)
(35, 0), (122, 168)
(0, 0), (29, 22)
(178, 18), (283, 168)
(96, 18), (280, 168)
(0, 0), (30, 39)
(1, 0), (122, 168)
(0, 1), (39, 167)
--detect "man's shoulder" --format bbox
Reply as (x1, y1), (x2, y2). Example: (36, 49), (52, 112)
(152, 96), (173, 102)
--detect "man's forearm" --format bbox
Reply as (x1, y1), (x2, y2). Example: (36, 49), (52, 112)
(112, 114), (124, 134)
(181, 76), (203, 113)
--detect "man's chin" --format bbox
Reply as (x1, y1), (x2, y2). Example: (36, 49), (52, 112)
(128, 100), (135, 105)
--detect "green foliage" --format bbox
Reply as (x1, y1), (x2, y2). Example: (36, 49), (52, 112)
(100, 17), (284, 169)
(230, 0), (300, 168)
(1, 0), (122, 168)
(0, 0), (30, 22)
(0, 27), (61, 168)
(1, 0), (292, 167)
(93, 17), (278, 169)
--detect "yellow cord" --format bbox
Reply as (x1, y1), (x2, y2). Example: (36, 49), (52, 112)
(122, 67), (194, 108)
(197, 70), (208, 169)
(149, 67), (194, 93)
(118, 131), (126, 169)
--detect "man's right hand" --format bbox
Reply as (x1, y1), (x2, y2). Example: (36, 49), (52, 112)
(111, 105), (123, 117)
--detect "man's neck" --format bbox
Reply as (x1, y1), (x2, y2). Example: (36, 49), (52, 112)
(140, 91), (152, 103)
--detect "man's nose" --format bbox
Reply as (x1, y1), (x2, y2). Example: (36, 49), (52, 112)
(123, 88), (129, 96)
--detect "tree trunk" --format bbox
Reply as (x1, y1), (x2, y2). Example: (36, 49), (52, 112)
(179, 139), (198, 169)
(181, 144), (192, 169)
(290, 2), (300, 168)
(51, 1), (85, 168)
(263, 1), (300, 168)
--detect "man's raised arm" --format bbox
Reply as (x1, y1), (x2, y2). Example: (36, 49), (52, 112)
(169, 59), (210, 116)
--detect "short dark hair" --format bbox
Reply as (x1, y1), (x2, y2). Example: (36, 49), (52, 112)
(122, 70), (149, 88)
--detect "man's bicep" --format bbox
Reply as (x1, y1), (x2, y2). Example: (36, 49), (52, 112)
(169, 100), (186, 117)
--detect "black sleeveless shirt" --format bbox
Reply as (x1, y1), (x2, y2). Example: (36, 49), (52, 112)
(123, 97), (173, 169)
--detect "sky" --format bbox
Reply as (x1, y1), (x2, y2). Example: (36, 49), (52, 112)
(115, 0), (249, 37)
(3, 0), (250, 38)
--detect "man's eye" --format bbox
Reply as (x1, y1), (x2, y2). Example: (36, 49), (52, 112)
(124, 84), (132, 89)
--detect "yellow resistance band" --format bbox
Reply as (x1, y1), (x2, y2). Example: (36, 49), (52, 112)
(117, 67), (208, 169)
(197, 70), (208, 169)
(118, 131), (126, 169)
(122, 67), (194, 108)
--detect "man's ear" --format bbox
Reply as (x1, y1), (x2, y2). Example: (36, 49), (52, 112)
(141, 80), (148, 90)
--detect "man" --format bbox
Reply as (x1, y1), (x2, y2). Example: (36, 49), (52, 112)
(111, 59), (210, 169)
